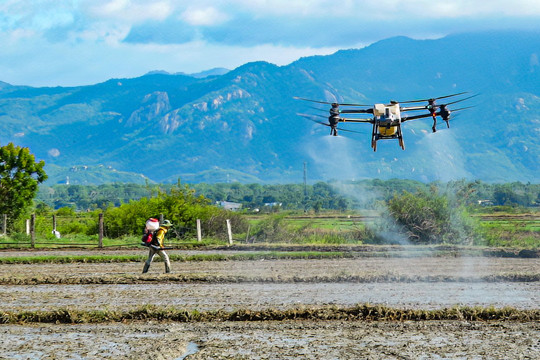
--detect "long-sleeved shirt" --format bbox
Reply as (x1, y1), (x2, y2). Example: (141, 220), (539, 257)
(153, 226), (168, 248)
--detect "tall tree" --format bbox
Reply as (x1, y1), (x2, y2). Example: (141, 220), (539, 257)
(0, 143), (47, 230)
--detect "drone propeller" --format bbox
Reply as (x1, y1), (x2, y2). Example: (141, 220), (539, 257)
(438, 102), (476, 120)
(297, 113), (328, 122)
(448, 105), (475, 113)
(431, 104), (476, 130)
(398, 92), (468, 104)
(294, 96), (371, 107)
(307, 105), (331, 113)
(444, 108), (473, 123)
(337, 127), (367, 134)
(294, 97), (339, 105)
(298, 113), (339, 135)
(297, 113), (365, 136)
(439, 93), (479, 107)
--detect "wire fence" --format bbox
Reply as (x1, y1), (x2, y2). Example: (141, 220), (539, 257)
(0, 213), (238, 248)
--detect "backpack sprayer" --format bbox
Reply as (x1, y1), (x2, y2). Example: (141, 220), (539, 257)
(141, 218), (174, 250)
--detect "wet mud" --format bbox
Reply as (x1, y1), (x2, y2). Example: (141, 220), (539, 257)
(0, 252), (538, 359)
(1, 321), (538, 359)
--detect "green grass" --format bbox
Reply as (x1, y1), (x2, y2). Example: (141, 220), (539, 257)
(2, 210), (538, 249)
(286, 216), (371, 231)
(478, 216), (540, 248)
(0, 235), (222, 249)
(0, 251), (352, 264)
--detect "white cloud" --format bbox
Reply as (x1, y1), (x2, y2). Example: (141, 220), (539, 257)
(48, 148), (61, 157)
(2, 0), (540, 86)
(219, 0), (540, 18)
(0, 33), (340, 87)
(83, 0), (173, 23)
(180, 6), (229, 26)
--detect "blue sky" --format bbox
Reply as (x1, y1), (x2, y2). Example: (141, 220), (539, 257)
(2, 0), (540, 87)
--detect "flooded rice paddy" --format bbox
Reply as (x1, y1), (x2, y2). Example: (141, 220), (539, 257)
(1, 249), (539, 359)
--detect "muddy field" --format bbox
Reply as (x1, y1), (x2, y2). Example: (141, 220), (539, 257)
(2, 321), (539, 359)
(1, 250), (539, 359)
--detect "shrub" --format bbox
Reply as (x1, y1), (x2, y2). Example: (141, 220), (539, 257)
(103, 182), (248, 239)
(250, 213), (301, 243)
(381, 190), (479, 245)
(200, 207), (249, 239)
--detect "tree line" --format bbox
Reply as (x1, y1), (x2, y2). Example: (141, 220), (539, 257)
(36, 179), (540, 212)
(2, 143), (537, 246)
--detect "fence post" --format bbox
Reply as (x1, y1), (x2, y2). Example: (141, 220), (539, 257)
(52, 215), (57, 232)
(98, 213), (104, 248)
(160, 213), (164, 223)
(26, 219), (30, 235)
(226, 219), (233, 245)
(245, 225), (251, 243)
(196, 219), (202, 242)
(30, 214), (36, 248)
(2, 214), (6, 236)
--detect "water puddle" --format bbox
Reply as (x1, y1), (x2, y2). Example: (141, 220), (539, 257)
(176, 342), (199, 359)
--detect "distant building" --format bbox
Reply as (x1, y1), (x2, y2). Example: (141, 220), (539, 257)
(216, 201), (242, 211)
(264, 202), (282, 207)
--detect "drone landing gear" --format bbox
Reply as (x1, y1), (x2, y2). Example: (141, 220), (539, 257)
(397, 124), (405, 150)
(371, 123), (379, 152)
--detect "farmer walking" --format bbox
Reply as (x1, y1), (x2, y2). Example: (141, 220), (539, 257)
(142, 219), (173, 273)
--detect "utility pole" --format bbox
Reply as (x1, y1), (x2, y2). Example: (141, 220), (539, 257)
(303, 162), (308, 213)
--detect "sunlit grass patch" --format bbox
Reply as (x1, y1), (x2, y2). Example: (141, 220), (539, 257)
(0, 251), (352, 265)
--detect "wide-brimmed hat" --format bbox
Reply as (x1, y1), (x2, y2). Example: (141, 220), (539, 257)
(161, 220), (173, 227)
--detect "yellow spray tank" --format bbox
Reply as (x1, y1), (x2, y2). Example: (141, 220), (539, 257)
(373, 103), (400, 136)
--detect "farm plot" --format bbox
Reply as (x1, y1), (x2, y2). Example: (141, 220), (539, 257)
(1, 251), (539, 359)
(1, 256), (540, 312)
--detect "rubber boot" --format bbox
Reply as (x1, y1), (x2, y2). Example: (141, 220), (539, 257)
(142, 263), (150, 274)
(165, 263), (171, 273)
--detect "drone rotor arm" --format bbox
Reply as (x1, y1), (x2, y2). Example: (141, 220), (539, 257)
(338, 102), (373, 106)
(339, 117), (373, 123)
(401, 112), (439, 122)
(400, 105), (428, 112)
(339, 108), (374, 114)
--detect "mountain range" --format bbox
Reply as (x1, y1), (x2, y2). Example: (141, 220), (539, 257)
(0, 30), (538, 185)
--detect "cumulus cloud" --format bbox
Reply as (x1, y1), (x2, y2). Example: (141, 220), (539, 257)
(48, 148), (61, 157)
(2, 0), (540, 86)
(180, 6), (229, 26)
(84, 0), (173, 23)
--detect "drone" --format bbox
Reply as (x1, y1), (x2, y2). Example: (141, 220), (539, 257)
(295, 92), (476, 151)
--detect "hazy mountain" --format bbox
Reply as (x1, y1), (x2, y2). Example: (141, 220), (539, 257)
(0, 30), (538, 185)
(146, 67), (230, 79)
(187, 68), (231, 79)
